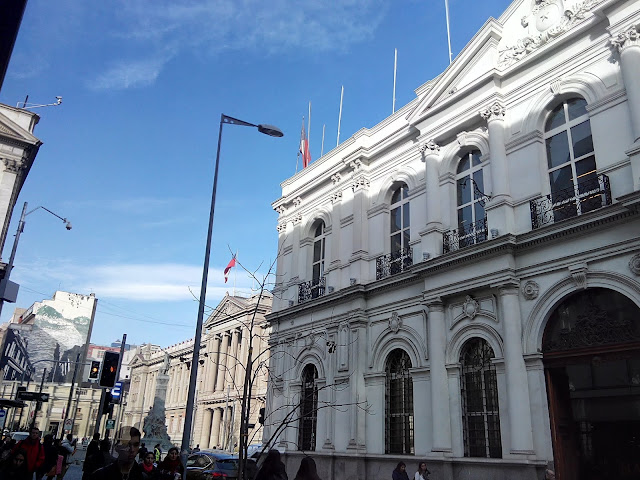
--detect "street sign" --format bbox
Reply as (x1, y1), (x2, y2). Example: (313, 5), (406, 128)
(0, 409), (6, 430)
(111, 382), (122, 400)
(64, 418), (73, 431)
(106, 419), (115, 430)
(17, 391), (49, 402)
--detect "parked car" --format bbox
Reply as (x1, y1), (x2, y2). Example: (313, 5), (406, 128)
(186, 451), (257, 480)
(10, 432), (29, 442)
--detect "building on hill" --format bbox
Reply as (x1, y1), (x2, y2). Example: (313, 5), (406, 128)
(124, 292), (272, 449)
(265, 1), (640, 479)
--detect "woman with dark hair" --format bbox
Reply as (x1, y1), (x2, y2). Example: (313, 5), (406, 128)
(392, 462), (410, 480)
(255, 449), (288, 480)
(293, 456), (321, 480)
(0, 448), (30, 480)
(140, 451), (159, 480)
(158, 447), (183, 480)
(414, 461), (430, 480)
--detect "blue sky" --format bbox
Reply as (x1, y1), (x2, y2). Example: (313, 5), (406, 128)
(0, 0), (512, 349)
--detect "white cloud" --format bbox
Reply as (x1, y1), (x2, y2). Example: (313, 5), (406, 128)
(91, 0), (388, 90)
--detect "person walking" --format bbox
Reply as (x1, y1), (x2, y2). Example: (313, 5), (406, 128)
(92, 427), (142, 480)
(86, 434), (100, 459)
(138, 443), (148, 463)
(57, 435), (75, 480)
(0, 449), (30, 480)
(414, 461), (430, 480)
(139, 452), (158, 480)
(293, 456), (321, 480)
(157, 448), (183, 480)
(83, 440), (114, 480)
(153, 445), (161, 463)
(12, 427), (44, 477)
(254, 449), (287, 480)
(392, 462), (410, 480)
(37, 435), (58, 480)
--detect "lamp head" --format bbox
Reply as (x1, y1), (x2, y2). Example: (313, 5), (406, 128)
(64, 221), (72, 230)
(257, 124), (284, 137)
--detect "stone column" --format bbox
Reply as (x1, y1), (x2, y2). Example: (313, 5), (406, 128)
(216, 332), (230, 392)
(328, 180), (342, 289)
(611, 26), (640, 190)
(480, 101), (514, 236)
(209, 408), (222, 449)
(228, 328), (240, 384)
(363, 373), (386, 454)
(349, 159), (369, 282)
(420, 141), (444, 257)
(497, 283), (535, 454)
(235, 328), (247, 387)
(203, 338), (213, 393)
(426, 298), (452, 453)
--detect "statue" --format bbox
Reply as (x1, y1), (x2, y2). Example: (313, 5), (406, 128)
(142, 357), (173, 450)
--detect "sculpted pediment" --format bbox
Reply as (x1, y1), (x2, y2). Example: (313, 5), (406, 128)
(0, 110), (40, 146)
(204, 294), (248, 327)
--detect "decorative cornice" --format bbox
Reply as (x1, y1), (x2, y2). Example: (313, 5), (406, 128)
(292, 213), (303, 225)
(480, 102), (506, 122)
(276, 223), (287, 233)
(610, 26), (640, 52)
(293, 197), (302, 208)
(2, 158), (22, 173)
(275, 205), (286, 215)
(330, 191), (342, 204)
(351, 176), (370, 192)
(419, 140), (440, 156)
(331, 173), (342, 184)
(349, 159), (363, 172)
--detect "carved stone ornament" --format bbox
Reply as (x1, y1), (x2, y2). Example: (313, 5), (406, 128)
(629, 253), (640, 275)
(419, 140), (440, 155)
(610, 26), (640, 52)
(498, 0), (602, 69)
(293, 197), (302, 207)
(275, 205), (286, 215)
(550, 78), (563, 95)
(462, 295), (480, 319)
(351, 176), (370, 192)
(521, 280), (540, 300)
(330, 191), (342, 203)
(569, 263), (588, 289)
(350, 159), (363, 172)
(389, 312), (402, 334)
(480, 102), (506, 121)
(2, 158), (22, 173)
(305, 333), (315, 350)
(331, 173), (342, 184)
(292, 213), (303, 225)
(276, 223), (286, 233)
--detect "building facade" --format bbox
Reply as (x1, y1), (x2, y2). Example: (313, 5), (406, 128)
(266, 1), (640, 479)
(124, 293), (271, 450)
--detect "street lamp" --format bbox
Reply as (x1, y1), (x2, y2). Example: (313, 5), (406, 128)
(180, 114), (283, 462)
(0, 202), (72, 316)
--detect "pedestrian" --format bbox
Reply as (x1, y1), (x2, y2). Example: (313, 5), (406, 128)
(91, 427), (142, 480)
(293, 456), (321, 480)
(254, 449), (288, 480)
(87, 434), (101, 459)
(83, 439), (114, 480)
(392, 462), (410, 480)
(0, 448), (30, 480)
(153, 445), (161, 463)
(138, 443), (148, 462)
(414, 461), (430, 480)
(57, 434), (76, 480)
(12, 427), (44, 477)
(139, 452), (158, 480)
(157, 447), (183, 480)
(37, 435), (58, 480)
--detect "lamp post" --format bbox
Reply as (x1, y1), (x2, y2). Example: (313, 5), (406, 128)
(0, 201), (72, 316)
(180, 114), (283, 463)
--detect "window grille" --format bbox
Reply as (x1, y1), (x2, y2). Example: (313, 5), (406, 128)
(298, 364), (318, 451)
(385, 349), (414, 454)
(460, 338), (502, 458)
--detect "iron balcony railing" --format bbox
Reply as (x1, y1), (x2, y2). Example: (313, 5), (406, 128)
(530, 173), (612, 229)
(298, 277), (326, 303)
(376, 247), (413, 280)
(443, 217), (488, 253)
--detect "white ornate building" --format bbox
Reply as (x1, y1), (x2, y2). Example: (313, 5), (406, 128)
(265, 1), (640, 479)
(124, 293), (271, 450)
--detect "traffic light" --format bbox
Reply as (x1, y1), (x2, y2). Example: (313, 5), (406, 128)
(258, 407), (265, 425)
(99, 352), (120, 387)
(102, 391), (113, 414)
(89, 361), (100, 379)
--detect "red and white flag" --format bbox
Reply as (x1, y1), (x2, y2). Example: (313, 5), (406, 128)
(300, 122), (312, 168)
(224, 256), (236, 283)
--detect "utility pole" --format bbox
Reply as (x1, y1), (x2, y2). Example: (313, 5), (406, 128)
(60, 353), (81, 439)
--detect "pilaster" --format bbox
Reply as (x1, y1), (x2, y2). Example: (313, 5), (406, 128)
(420, 141), (444, 257)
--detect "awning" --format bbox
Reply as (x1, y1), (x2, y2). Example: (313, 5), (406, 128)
(0, 398), (26, 408)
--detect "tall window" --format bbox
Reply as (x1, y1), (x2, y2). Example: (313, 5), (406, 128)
(460, 338), (501, 458)
(298, 364), (318, 451)
(456, 150), (487, 247)
(385, 349), (414, 454)
(312, 222), (325, 282)
(390, 184), (410, 255)
(545, 97), (599, 221)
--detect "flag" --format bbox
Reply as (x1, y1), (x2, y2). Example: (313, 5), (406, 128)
(224, 256), (236, 283)
(300, 121), (312, 168)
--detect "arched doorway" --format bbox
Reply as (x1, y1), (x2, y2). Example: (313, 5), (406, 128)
(542, 288), (640, 480)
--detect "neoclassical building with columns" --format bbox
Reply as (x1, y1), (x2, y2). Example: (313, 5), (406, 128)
(124, 293), (271, 450)
(265, 1), (640, 479)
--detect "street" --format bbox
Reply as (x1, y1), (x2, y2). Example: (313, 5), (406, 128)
(62, 464), (83, 480)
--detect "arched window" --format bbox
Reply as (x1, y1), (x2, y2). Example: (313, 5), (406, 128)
(390, 184), (410, 255)
(385, 349), (414, 454)
(544, 97), (601, 221)
(312, 222), (325, 284)
(460, 338), (501, 458)
(298, 364), (318, 451)
(455, 150), (487, 249)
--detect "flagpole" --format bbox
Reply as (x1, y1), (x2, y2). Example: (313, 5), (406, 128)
(337, 85), (344, 147)
(392, 48), (397, 113)
(320, 124), (325, 157)
(445, 0), (453, 64)
(297, 117), (304, 173)
(233, 250), (237, 297)
(308, 102), (311, 157)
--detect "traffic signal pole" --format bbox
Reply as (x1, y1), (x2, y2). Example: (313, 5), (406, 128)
(60, 353), (81, 439)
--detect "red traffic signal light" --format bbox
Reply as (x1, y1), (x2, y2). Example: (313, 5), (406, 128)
(99, 352), (120, 387)
(89, 361), (100, 379)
